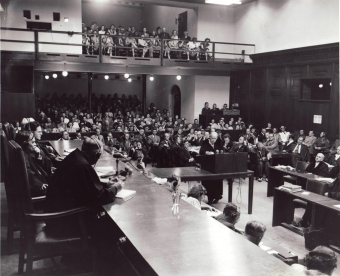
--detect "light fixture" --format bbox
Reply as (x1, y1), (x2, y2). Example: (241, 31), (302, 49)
(64, 17), (69, 22)
(45, 75), (49, 80)
(176, 75), (181, 80)
(62, 71), (68, 77)
(128, 78), (132, 82)
(330, 82), (332, 86)
(104, 75), (109, 80)
(150, 76), (154, 81)
(124, 73), (129, 79)
(319, 84), (323, 88)
(205, 0), (241, 5)
(53, 73), (57, 78)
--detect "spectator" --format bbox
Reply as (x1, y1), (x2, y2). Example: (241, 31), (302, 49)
(313, 131), (330, 155)
(214, 203), (242, 234)
(303, 130), (317, 154)
(185, 185), (206, 210)
(244, 221), (266, 246)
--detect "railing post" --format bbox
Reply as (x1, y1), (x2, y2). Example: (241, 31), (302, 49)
(212, 42), (215, 65)
(34, 31), (39, 60)
(160, 39), (164, 66)
(99, 34), (102, 63)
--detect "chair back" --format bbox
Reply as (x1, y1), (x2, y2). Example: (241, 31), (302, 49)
(306, 179), (328, 195)
(296, 161), (308, 173)
(7, 141), (36, 220)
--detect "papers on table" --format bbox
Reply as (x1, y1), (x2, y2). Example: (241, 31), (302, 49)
(115, 189), (136, 203)
(63, 148), (78, 156)
(334, 205), (340, 209)
(152, 177), (168, 185)
(301, 191), (310, 195)
(317, 177), (335, 182)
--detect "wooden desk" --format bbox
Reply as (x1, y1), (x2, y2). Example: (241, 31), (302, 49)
(149, 167), (254, 215)
(267, 166), (327, 197)
(49, 141), (297, 276)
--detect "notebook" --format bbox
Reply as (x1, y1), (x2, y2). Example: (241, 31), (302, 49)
(115, 189), (136, 203)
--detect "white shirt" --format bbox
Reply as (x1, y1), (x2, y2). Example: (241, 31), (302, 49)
(279, 131), (290, 143)
(293, 144), (301, 154)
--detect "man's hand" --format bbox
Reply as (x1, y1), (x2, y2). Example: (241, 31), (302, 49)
(34, 147), (41, 154)
(189, 158), (194, 162)
(325, 192), (329, 197)
(112, 181), (124, 192)
(55, 156), (63, 161)
(40, 184), (48, 191)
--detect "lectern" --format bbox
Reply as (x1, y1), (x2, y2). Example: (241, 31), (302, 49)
(196, 153), (247, 174)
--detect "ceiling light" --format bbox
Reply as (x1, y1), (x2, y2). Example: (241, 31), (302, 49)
(128, 78), (132, 82)
(319, 84), (323, 88)
(104, 75), (109, 80)
(176, 75), (181, 80)
(62, 71), (68, 77)
(53, 73), (57, 78)
(330, 82), (332, 86)
(124, 73), (129, 78)
(150, 76), (154, 81)
(64, 17), (69, 22)
(45, 75), (49, 79)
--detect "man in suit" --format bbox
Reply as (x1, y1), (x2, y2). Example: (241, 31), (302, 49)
(282, 134), (296, 152)
(148, 128), (160, 146)
(263, 133), (279, 151)
(231, 136), (248, 153)
(249, 142), (270, 182)
(303, 130), (317, 154)
(105, 132), (120, 152)
(178, 140), (195, 167)
(289, 136), (310, 167)
(244, 128), (255, 146)
(201, 102), (211, 116)
(158, 132), (173, 167)
(313, 131), (330, 155)
(134, 128), (148, 147)
(328, 146), (340, 166)
(297, 129), (306, 141)
(180, 31), (191, 42)
(258, 128), (267, 143)
(305, 153), (329, 177)
(92, 128), (105, 143)
(199, 132), (224, 204)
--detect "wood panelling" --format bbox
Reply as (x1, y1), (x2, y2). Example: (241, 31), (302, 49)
(230, 43), (339, 140)
(1, 93), (35, 123)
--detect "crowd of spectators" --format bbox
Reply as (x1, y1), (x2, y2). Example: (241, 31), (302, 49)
(82, 22), (211, 60)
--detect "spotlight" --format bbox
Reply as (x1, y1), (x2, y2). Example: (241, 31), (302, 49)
(64, 17), (69, 22)
(128, 78), (132, 82)
(150, 76), (154, 81)
(62, 71), (68, 77)
(104, 75), (109, 80)
(330, 82), (332, 86)
(176, 75), (181, 80)
(319, 84), (323, 88)
(124, 73), (129, 78)
(45, 75), (49, 79)
(53, 73), (57, 78)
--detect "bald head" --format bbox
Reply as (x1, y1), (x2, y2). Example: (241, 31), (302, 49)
(82, 137), (103, 165)
(210, 132), (218, 144)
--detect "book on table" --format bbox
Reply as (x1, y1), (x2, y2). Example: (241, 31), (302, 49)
(115, 189), (136, 203)
(279, 183), (302, 193)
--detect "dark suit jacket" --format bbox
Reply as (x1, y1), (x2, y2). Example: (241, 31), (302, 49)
(230, 143), (248, 153)
(199, 139), (223, 155)
(328, 163), (339, 200)
(289, 144), (310, 162)
(282, 142), (296, 152)
(306, 161), (329, 177)
(201, 107), (211, 116)
(178, 146), (194, 167)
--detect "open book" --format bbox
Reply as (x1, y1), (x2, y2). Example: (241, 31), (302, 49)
(115, 189), (136, 203)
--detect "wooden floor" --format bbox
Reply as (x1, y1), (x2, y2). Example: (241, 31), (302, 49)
(1, 174), (340, 275)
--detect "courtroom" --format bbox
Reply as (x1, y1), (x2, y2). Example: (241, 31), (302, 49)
(1, 0), (339, 275)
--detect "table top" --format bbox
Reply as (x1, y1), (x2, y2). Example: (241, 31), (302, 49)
(316, 199), (340, 212)
(269, 166), (325, 181)
(49, 140), (83, 156)
(275, 188), (332, 203)
(149, 167), (254, 181)
(269, 151), (291, 158)
(50, 140), (297, 276)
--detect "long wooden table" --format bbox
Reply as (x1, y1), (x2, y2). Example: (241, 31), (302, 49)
(267, 166), (330, 197)
(149, 167), (255, 215)
(49, 140), (298, 276)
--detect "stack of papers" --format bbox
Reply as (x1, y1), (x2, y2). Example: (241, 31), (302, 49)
(152, 177), (168, 185)
(317, 177), (334, 182)
(115, 189), (136, 203)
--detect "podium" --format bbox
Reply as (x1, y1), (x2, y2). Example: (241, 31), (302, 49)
(196, 153), (248, 174)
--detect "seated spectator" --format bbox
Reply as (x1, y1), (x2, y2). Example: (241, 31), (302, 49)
(298, 129), (306, 141)
(222, 134), (233, 153)
(278, 126), (290, 146)
(263, 133), (279, 151)
(185, 185), (206, 210)
(92, 127), (105, 143)
(303, 130), (317, 154)
(214, 203), (242, 234)
(58, 130), (70, 141)
(329, 139), (340, 155)
(186, 37), (200, 60)
(291, 246), (337, 276)
(328, 146), (340, 166)
(305, 153), (329, 177)
(290, 136), (310, 167)
(200, 38), (211, 61)
(15, 131), (52, 197)
(282, 134), (296, 152)
(258, 128), (267, 143)
(313, 131), (330, 155)
(272, 127), (280, 141)
(231, 136), (248, 153)
(178, 140), (196, 167)
(131, 141), (148, 172)
(265, 122), (272, 132)
(250, 142), (270, 182)
(66, 122), (77, 133)
(244, 221), (267, 246)
(244, 128), (256, 145)
(209, 119), (219, 129)
(74, 133), (82, 140)
(167, 30), (179, 59)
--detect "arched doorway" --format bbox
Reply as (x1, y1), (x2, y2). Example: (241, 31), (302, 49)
(170, 85), (181, 118)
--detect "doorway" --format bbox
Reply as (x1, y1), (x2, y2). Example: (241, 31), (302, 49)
(178, 11), (187, 38)
(170, 85), (181, 118)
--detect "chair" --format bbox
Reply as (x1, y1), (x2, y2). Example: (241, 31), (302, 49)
(7, 141), (92, 274)
(293, 179), (329, 210)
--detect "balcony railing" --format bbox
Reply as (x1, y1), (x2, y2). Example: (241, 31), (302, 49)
(0, 27), (255, 66)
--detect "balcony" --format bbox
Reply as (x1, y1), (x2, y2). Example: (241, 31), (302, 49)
(1, 27), (255, 74)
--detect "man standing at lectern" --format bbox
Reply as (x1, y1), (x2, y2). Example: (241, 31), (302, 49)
(199, 132), (223, 204)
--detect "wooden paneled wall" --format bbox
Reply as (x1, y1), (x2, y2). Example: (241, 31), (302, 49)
(1, 93), (35, 123)
(230, 43), (339, 141)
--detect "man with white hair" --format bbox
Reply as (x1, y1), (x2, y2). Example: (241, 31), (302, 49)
(199, 132), (223, 204)
(305, 153), (329, 177)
